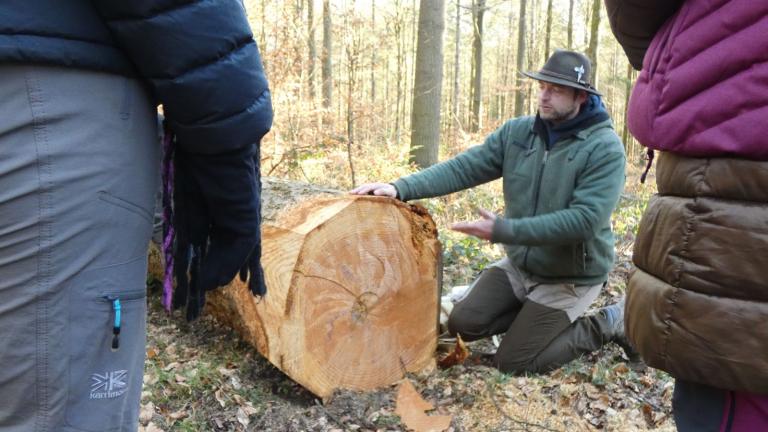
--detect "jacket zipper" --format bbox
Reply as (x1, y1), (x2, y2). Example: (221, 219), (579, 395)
(523, 149), (549, 270)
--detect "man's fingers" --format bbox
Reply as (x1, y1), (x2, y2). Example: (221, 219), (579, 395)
(478, 208), (496, 220)
(350, 183), (396, 198)
(350, 183), (381, 195)
(451, 219), (493, 241)
(450, 222), (474, 234)
(349, 184), (374, 195)
(373, 186), (396, 197)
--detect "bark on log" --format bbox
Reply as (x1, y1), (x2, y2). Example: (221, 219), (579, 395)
(150, 178), (441, 399)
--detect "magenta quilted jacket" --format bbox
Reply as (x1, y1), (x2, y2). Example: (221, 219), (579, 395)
(627, 0), (768, 159)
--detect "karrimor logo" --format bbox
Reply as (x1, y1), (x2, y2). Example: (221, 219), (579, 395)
(90, 370), (128, 399)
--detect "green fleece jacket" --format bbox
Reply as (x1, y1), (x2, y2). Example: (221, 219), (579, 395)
(393, 116), (626, 285)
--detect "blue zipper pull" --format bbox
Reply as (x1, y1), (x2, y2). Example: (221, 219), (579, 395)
(111, 298), (121, 351)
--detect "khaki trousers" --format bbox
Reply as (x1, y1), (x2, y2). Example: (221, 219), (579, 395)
(448, 260), (612, 373)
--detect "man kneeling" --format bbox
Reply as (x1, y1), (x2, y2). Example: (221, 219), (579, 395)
(352, 50), (632, 373)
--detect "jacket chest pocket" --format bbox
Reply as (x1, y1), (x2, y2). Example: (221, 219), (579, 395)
(503, 148), (538, 202)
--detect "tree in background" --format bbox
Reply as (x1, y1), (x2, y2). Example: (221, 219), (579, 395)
(322, 0), (333, 123)
(245, 0), (642, 186)
(544, 0), (553, 57)
(468, 0), (486, 132)
(410, 0), (446, 168)
(513, 0), (527, 117)
(307, 0), (317, 101)
(586, 0), (601, 87)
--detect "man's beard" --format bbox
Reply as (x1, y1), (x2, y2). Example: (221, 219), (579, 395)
(539, 104), (579, 124)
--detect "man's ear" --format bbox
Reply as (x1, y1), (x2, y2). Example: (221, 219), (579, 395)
(575, 90), (589, 104)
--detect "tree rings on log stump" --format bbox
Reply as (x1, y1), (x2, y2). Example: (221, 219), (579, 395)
(205, 195), (441, 399)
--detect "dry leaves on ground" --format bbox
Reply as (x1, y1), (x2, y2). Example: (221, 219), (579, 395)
(395, 380), (453, 432)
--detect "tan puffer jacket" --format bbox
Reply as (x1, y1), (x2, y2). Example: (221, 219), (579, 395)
(627, 151), (768, 393)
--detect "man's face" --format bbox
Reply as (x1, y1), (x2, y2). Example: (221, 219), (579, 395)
(536, 81), (587, 124)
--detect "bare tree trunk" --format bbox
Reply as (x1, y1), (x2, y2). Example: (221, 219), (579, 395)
(586, 0), (601, 87)
(295, 0), (304, 72)
(610, 44), (619, 118)
(623, 62), (634, 160)
(495, 8), (511, 121)
(322, 0), (333, 121)
(410, 0), (446, 168)
(568, 0), (575, 50)
(345, 7), (359, 186)
(307, 0), (317, 101)
(260, 0), (268, 49)
(469, 0), (485, 132)
(544, 0), (553, 57)
(514, 0), (528, 117)
(405, 0), (417, 133)
(526, 0), (539, 115)
(583, 1), (591, 48)
(394, 3), (404, 143)
(451, 0), (461, 135)
(370, 0), (376, 104)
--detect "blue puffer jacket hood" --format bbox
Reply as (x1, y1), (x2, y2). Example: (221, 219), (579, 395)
(0, 0), (273, 155)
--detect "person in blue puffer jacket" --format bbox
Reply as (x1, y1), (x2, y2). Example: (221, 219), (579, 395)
(0, 1), (272, 431)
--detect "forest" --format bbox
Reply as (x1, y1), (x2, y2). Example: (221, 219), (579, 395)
(244, 0), (643, 188)
(139, 1), (674, 431)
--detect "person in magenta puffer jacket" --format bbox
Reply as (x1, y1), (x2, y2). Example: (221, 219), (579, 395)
(604, 0), (768, 431)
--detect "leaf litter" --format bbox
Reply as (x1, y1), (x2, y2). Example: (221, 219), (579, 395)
(141, 177), (675, 431)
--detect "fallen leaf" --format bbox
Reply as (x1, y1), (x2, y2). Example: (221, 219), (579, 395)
(395, 380), (452, 432)
(437, 335), (469, 369)
(168, 408), (188, 420)
(218, 366), (238, 377)
(165, 343), (177, 357)
(230, 375), (242, 390)
(639, 376), (655, 388)
(612, 363), (630, 375)
(143, 373), (158, 386)
(139, 402), (155, 425)
(144, 422), (165, 432)
(240, 403), (259, 416)
(214, 388), (226, 408)
(163, 362), (180, 371)
(641, 403), (654, 425)
(236, 407), (251, 428)
(146, 347), (158, 359)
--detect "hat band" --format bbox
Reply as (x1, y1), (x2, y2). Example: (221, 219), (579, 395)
(538, 69), (589, 86)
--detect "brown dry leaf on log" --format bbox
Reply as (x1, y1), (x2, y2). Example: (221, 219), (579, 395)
(437, 335), (470, 369)
(395, 380), (452, 432)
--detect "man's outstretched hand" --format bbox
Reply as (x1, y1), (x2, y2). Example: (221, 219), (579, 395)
(349, 182), (398, 198)
(450, 209), (497, 241)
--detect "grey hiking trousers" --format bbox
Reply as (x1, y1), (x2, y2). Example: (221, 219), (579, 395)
(0, 65), (159, 431)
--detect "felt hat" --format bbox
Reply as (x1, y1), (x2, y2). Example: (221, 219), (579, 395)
(522, 49), (601, 96)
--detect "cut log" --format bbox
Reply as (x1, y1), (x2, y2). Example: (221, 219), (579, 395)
(151, 178), (442, 399)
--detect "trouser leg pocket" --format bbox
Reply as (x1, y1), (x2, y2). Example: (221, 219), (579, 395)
(65, 258), (147, 432)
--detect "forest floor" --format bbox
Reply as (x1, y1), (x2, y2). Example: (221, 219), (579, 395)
(139, 167), (676, 432)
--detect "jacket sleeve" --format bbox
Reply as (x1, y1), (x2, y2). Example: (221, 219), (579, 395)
(392, 121), (513, 201)
(604, 0), (684, 70)
(491, 147), (625, 246)
(91, 0), (273, 155)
